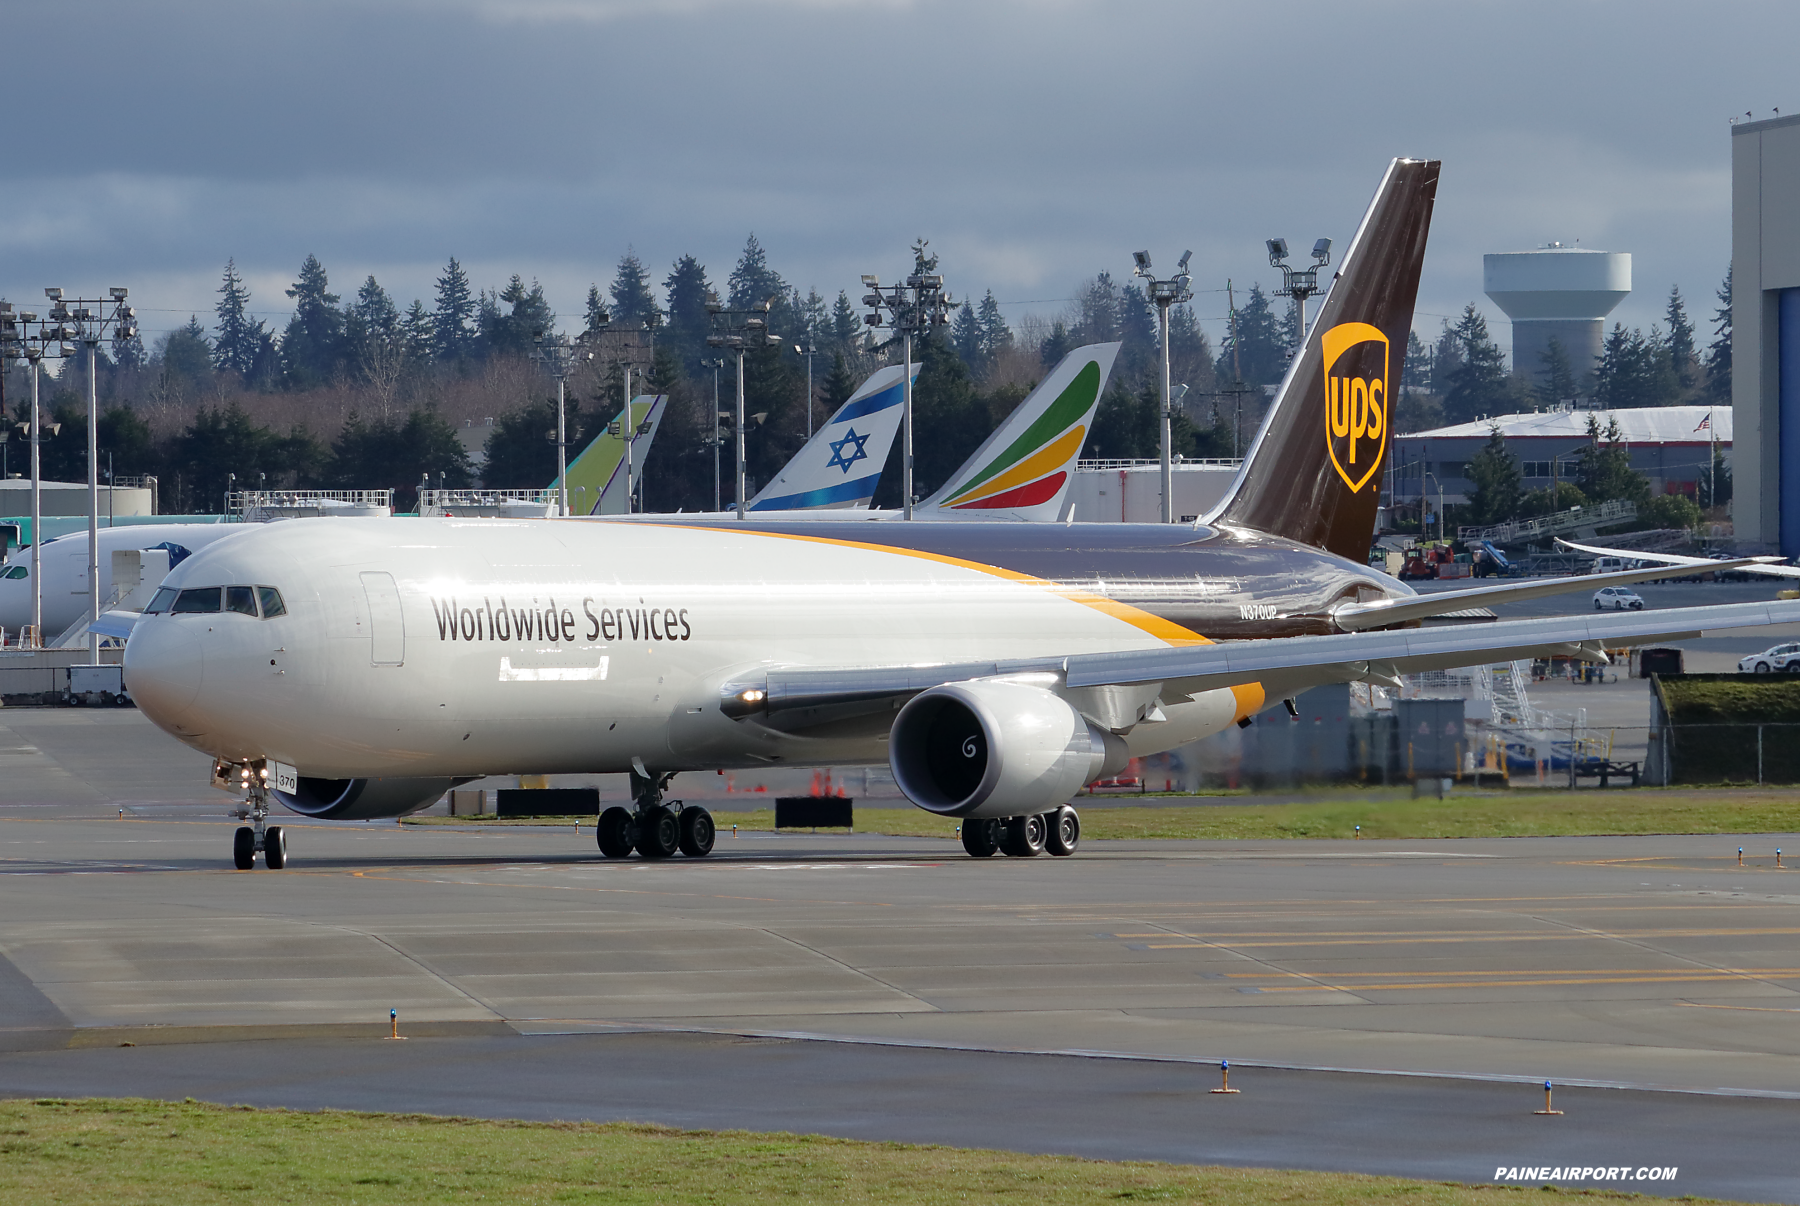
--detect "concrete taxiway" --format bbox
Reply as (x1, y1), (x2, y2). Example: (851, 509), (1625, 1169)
(6, 707), (1800, 1200)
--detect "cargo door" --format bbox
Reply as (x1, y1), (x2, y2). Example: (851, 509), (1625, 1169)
(359, 571), (406, 666)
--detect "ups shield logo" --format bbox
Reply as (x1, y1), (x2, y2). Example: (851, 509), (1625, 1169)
(1321, 321), (1389, 493)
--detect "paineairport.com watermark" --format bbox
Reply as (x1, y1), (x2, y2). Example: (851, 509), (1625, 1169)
(1495, 1167), (1677, 1184)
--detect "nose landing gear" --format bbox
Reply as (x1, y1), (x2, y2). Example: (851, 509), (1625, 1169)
(229, 784), (286, 870)
(595, 769), (715, 860)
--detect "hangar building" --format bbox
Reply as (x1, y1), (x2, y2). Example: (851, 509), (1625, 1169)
(1732, 113), (1800, 555)
(1389, 406), (1728, 508)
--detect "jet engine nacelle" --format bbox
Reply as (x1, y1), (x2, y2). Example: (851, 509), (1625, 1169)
(889, 680), (1128, 819)
(273, 776), (465, 820)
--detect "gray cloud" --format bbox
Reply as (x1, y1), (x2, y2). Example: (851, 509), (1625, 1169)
(1, 0), (1786, 356)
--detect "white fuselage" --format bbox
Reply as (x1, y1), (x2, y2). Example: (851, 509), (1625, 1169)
(124, 518), (1251, 782)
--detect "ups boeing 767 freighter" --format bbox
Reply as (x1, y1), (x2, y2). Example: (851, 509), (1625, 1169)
(122, 159), (1800, 868)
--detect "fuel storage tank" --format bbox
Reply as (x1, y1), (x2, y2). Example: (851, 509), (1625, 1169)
(1482, 244), (1630, 393)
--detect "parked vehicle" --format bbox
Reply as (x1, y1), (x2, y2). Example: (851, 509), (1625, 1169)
(1592, 586), (1645, 611)
(1739, 643), (1800, 674)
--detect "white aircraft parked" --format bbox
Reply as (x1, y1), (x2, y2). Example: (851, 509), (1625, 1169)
(0, 524), (245, 644)
(121, 159), (1800, 871)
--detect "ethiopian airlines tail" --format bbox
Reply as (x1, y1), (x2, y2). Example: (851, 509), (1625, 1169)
(748, 364), (915, 511)
(913, 342), (1120, 521)
(1210, 158), (1439, 560)
(556, 394), (667, 515)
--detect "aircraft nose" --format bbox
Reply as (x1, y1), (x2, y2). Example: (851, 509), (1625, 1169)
(124, 619), (205, 731)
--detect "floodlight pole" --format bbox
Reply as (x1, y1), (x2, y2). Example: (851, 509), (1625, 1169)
(1134, 252), (1195, 523)
(861, 266), (956, 519)
(1268, 237), (1332, 355)
(706, 296), (782, 520)
(622, 364), (634, 515)
(27, 350), (42, 647)
(46, 290), (134, 657)
(534, 327), (599, 518)
(795, 337), (818, 438)
(703, 357), (724, 513)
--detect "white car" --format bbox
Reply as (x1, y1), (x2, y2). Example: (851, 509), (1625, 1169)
(1592, 586), (1644, 611)
(1739, 643), (1800, 674)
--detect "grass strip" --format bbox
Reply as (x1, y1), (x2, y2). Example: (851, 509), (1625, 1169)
(0, 1097), (1729, 1205)
(408, 789), (1800, 842)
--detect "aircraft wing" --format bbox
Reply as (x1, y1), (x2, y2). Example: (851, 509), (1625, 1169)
(1556, 537), (1800, 579)
(1333, 557), (1775, 630)
(728, 598), (1800, 734)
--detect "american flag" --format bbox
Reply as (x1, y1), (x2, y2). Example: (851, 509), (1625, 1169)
(1694, 415), (1711, 432)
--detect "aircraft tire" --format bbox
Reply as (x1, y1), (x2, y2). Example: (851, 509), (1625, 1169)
(1046, 806), (1080, 856)
(1000, 814), (1046, 858)
(678, 806), (715, 857)
(233, 827), (256, 870)
(264, 826), (286, 870)
(636, 808), (680, 859)
(960, 818), (1001, 858)
(596, 807), (634, 859)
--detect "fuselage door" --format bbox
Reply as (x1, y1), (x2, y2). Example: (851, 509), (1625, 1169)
(359, 571), (406, 666)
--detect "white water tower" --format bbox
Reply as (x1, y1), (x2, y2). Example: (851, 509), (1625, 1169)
(1482, 244), (1631, 391)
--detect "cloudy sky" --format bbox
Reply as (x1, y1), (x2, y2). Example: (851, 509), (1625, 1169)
(2, 0), (1792, 363)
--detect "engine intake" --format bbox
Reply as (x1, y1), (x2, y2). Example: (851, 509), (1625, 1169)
(890, 680), (1127, 818)
(273, 776), (466, 820)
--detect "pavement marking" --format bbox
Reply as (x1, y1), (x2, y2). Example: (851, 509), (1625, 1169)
(1243, 971), (1800, 992)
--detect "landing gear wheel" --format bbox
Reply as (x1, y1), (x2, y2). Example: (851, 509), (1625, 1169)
(233, 826), (255, 870)
(636, 808), (680, 859)
(596, 806), (635, 859)
(264, 826), (286, 869)
(678, 806), (715, 858)
(960, 818), (1001, 858)
(1000, 813), (1046, 857)
(1046, 806), (1080, 857)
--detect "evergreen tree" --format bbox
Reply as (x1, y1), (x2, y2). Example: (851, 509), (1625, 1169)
(160, 317), (214, 387)
(1167, 303), (1214, 396)
(1040, 320), (1073, 368)
(1430, 320), (1463, 396)
(661, 254), (713, 372)
(1441, 304), (1509, 424)
(482, 397), (568, 490)
(481, 276), (555, 357)
(331, 408), (473, 508)
(1593, 324), (1679, 408)
(1706, 265), (1732, 403)
(584, 285), (610, 334)
(1214, 284), (1287, 387)
(213, 258), (262, 376)
(1073, 272), (1120, 344)
(432, 257), (476, 362)
(1465, 422), (1522, 525)
(1401, 330), (1432, 395)
(281, 254), (344, 387)
(1574, 414), (1650, 505)
(1698, 446), (1733, 508)
(1665, 284), (1697, 382)
(402, 300), (435, 367)
(112, 330), (147, 372)
(1538, 337), (1577, 405)
(609, 252), (660, 329)
(727, 233), (786, 311)
(977, 291), (1012, 356)
(820, 352), (859, 414)
(1116, 281), (1157, 375)
(830, 290), (860, 344)
(951, 300), (983, 371)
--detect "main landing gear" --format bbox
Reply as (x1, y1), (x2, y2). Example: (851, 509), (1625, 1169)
(961, 805), (1080, 859)
(230, 785), (286, 870)
(596, 769), (715, 860)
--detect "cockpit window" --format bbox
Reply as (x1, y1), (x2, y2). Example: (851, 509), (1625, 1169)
(145, 586), (177, 614)
(171, 587), (222, 613)
(257, 586), (286, 618)
(1, 566), (26, 580)
(225, 585), (258, 616)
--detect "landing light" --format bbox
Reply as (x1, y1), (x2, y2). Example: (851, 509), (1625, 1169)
(740, 689), (766, 704)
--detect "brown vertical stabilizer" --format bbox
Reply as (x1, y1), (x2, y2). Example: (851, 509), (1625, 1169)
(1213, 158), (1439, 561)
